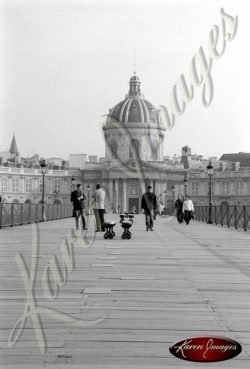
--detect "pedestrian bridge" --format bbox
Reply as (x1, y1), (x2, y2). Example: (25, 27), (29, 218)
(0, 214), (250, 368)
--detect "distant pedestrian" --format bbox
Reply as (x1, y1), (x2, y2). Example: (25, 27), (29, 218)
(70, 184), (87, 230)
(159, 201), (165, 215)
(141, 185), (157, 231)
(182, 195), (194, 225)
(131, 205), (137, 214)
(175, 195), (184, 223)
(91, 184), (106, 232)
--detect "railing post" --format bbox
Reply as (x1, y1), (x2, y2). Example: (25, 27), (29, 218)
(20, 203), (23, 225)
(243, 206), (246, 231)
(234, 205), (237, 229)
(11, 203), (14, 226)
(0, 203), (2, 228)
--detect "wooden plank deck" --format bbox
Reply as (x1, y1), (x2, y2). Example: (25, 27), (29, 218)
(0, 214), (250, 368)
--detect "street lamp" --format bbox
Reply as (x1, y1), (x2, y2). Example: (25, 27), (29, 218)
(87, 184), (90, 215)
(39, 159), (47, 221)
(71, 176), (76, 191)
(184, 175), (188, 196)
(207, 161), (214, 224)
(172, 186), (175, 214)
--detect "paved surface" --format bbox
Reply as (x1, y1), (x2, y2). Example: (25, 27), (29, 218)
(0, 214), (250, 368)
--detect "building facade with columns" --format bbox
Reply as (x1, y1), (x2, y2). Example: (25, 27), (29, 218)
(81, 73), (187, 213)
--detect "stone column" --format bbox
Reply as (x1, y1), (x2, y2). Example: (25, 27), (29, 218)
(114, 179), (119, 212)
(108, 179), (113, 211)
(140, 179), (145, 196)
(154, 179), (160, 196)
(122, 179), (127, 212)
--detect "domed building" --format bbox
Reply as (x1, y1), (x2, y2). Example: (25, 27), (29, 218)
(82, 73), (186, 213)
(103, 72), (166, 162)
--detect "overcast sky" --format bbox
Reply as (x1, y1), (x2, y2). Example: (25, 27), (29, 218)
(0, 0), (249, 160)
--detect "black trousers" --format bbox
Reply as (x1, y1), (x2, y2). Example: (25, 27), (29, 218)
(94, 209), (105, 231)
(74, 209), (86, 229)
(184, 210), (192, 224)
(144, 209), (154, 229)
(176, 209), (183, 223)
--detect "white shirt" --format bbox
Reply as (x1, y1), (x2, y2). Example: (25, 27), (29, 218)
(92, 188), (105, 209)
(183, 199), (194, 212)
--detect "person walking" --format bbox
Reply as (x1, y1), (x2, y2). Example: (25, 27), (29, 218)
(175, 195), (184, 223)
(70, 184), (87, 230)
(91, 184), (106, 232)
(141, 185), (157, 231)
(182, 195), (194, 225)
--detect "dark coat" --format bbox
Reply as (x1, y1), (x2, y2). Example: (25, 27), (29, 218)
(175, 199), (183, 211)
(141, 192), (157, 212)
(70, 190), (86, 211)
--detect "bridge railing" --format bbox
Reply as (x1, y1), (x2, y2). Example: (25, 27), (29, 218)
(0, 203), (73, 228)
(195, 205), (250, 231)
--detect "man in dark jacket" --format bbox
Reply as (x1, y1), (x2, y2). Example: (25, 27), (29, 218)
(141, 185), (157, 231)
(175, 195), (184, 223)
(70, 184), (87, 230)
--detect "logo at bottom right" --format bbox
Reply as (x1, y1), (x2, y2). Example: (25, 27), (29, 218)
(169, 336), (242, 362)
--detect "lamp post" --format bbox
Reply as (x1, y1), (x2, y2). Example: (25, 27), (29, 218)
(87, 184), (90, 215)
(172, 186), (175, 214)
(184, 175), (188, 196)
(71, 176), (76, 191)
(164, 189), (167, 215)
(207, 161), (214, 224)
(39, 159), (47, 221)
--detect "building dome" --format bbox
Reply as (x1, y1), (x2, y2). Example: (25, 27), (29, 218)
(107, 73), (162, 125)
(103, 72), (166, 163)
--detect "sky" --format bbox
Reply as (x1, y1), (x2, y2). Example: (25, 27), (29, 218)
(0, 0), (249, 160)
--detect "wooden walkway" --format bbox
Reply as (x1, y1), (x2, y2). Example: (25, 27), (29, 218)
(0, 214), (250, 368)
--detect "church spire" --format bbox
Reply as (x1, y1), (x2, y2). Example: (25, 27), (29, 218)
(10, 134), (19, 155)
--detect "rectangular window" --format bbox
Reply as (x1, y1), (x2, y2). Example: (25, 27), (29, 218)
(25, 178), (32, 193)
(12, 177), (19, 193)
(39, 178), (43, 193)
(211, 182), (218, 196)
(234, 181), (245, 195)
(221, 181), (230, 195)
(191, 182), (199, 195)
(54, 179), (60, 192)
(1, 177), (7, 192)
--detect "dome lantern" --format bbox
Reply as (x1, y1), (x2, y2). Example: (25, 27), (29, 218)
(128, 72), (142, 97)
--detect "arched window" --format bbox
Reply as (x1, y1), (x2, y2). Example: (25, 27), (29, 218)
(25, 199), (32, 204)
(54, 199), (61, 205)
(12, 199), (19, 204)
(129, 139), (140, 159)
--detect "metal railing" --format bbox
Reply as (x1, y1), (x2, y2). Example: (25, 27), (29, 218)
(195, 205), (250, 231)
(0, 203), (73, 228)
